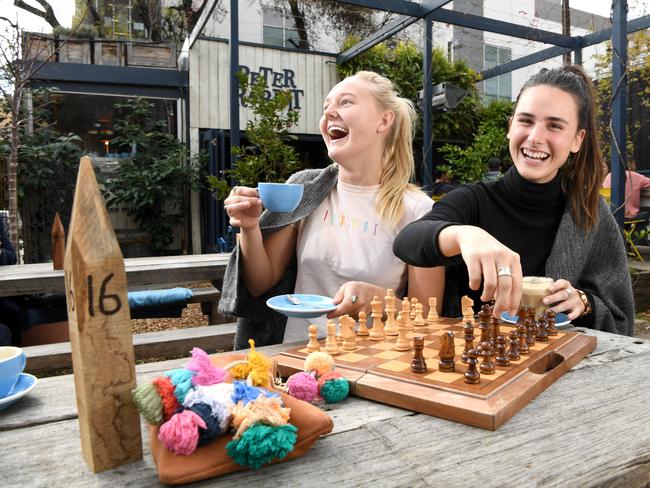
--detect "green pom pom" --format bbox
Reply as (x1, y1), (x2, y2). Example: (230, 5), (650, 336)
(320, 377), (349, 403)
(132, 383), (163, 425)
(226, 423), (298, 469)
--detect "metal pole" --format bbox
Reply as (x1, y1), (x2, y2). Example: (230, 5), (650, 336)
(230, 0), (240, 165)
(611, 0), (628, 226)
(422, 14), (433, 194)
(562, 0), (571, 65)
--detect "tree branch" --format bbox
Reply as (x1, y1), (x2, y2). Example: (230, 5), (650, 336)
(14, 0), (61, 28)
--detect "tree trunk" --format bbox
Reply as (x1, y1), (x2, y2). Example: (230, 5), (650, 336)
(8, 97), (20, 258)
(287, 0), (309, 49)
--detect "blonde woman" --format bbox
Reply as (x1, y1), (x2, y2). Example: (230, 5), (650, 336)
(220, 71), (445, 348)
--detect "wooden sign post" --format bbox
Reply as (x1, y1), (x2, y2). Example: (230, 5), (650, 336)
(51, 212), (65, 270)
(64, 156), (142, 472)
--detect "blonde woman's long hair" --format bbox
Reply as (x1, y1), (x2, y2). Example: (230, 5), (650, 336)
(350, 71), (420, 226)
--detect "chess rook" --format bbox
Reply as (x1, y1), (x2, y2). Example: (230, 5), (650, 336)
(410, 336), (427, 373)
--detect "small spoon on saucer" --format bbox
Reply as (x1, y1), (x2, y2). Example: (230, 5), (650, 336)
(286, 295), (301, 305)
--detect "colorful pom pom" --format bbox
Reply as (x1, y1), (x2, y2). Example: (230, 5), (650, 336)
(164, 368), (197, 404)
(226, 423), (298, 469)
(286, 372), (318, 403)
(132, 382), (164, 425)
(158, 409), (206, 455)
(186, 347), (228, 386)
(153, 376), (180, 420)
(318, 371), (349, 403)
(183, 383), (234, 432)
(230, 395), (291, 439)
(304, 351), (335, 376)
(246, 339), (273, 388)
(232, 380), (279, 406)
(188, 402), (224, 446)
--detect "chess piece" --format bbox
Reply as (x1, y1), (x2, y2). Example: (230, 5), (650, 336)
(384, 289), (398, 337)
(524, 317), (536, 346)
(410, 336), (427, 373)
(478, 303), (491, 325)
(402, 299), (414, 331)
(307, 324), (320, 353)
(495, 335), (510, 366)
(325, 320), (339, 355)
(340, 315), (357, 351)
(395, 311), (410, 351)
(536, 314), (549, 342)
(357, 310), (369, 336)
(490, 316), (501, 349)
(410, 297), (418, 320)
(427, 297), (440, 324)
(478, 341), (495, 374)
(507, 330), (521, 361)
(517, 324), (529, 355)
(546, 309), (558, 336)
(478, 312), (492, 346)
(462, 295), (474, 323)
(461, 321), (474, 364)
(464, 349), (481, 384)
(369, 296), (385, 341)
(413, 303), (426, 327)
(438, 330), (455, 372)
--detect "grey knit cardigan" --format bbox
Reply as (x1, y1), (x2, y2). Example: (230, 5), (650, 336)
(218, 164), (339, 349)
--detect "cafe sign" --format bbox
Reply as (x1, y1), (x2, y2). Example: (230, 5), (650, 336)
(239, 65), (305, 110)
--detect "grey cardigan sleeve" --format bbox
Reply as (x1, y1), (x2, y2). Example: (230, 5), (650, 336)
(547, 200), (634, 336)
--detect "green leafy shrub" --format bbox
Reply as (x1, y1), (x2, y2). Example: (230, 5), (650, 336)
(105, 97), (203, 252)
(207, 71), (300, 200)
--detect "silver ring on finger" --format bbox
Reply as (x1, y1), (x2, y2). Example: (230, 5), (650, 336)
(350, 295), (358, 304)
(496, 265), (512, 277)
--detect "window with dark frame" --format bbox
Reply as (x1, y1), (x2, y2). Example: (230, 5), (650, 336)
(262, 6), (302, 48)
(483, 44), (512, 102)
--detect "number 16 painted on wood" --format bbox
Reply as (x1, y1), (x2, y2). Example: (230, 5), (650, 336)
(64, 156), (142, 473)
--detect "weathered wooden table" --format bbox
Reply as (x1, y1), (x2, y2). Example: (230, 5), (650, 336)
(0, 253), (231, 297)
(2, 328), (650, 487)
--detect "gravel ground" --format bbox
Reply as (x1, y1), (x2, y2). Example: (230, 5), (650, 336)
(131, 303), (208, 334)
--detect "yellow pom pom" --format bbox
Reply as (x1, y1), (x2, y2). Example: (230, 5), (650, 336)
(304, 351), (335, 376)
(230, 362), (251, 380)
(247, 339), (273, 388)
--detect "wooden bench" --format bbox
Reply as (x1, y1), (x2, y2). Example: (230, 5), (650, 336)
(24, 323), (237, 375)
(188, 285), (222, 324)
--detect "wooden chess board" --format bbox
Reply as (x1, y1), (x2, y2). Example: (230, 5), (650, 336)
(275, 318), (596, 430)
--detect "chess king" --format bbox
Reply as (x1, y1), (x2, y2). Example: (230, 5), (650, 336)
(220, 71), (445, 349)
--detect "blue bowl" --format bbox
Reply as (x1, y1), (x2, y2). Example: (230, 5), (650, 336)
(266, 294), (336, 319)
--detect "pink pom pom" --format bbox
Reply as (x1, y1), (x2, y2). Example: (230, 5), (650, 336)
(286, 371), (318, 403)
(158, 410), (207, 455)
(186, 347), (228, 386)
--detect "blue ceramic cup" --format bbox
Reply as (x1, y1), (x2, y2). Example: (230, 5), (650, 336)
(0, 346), (26, 398)
(257, 183), (304, 213)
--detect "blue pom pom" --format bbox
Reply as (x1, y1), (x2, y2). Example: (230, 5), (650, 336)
(189, 402), (224, 445)
(164, 368), (197, 403)
(226, 423), (298, 469)
(232, 380), (280, 405)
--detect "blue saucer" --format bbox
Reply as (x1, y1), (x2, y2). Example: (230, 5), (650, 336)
(0, 373), (37, 412)
(501, 311), (570, 328)
(266, 294), (337, 319)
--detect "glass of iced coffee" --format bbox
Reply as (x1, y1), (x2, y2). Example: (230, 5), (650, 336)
(520, 276), (554, 315)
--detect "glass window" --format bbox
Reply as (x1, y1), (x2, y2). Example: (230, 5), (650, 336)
(40, 92), (177, 157)
(262, 6), (304, 48)
(483, 44), (512, 102)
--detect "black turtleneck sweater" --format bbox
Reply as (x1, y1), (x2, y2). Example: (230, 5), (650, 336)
(394, 166), (566, 313)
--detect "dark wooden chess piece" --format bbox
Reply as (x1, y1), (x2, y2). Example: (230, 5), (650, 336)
(478, 341), (495, 374)
(438, 330), (456, 372)
(495, 335), (510, 366)
(507, 329), (521, 361)
(461, 321), (474, 363)
(464, 349), (481, 384)
(490, 315), (501, 349)
(546, 309), (558, 336)
(517, 323), (529, 355)
(410, 336), (428, 373)
(478, 309), (492, 346)
(536, 314), (549, 342)
(524, 317), (536, 346)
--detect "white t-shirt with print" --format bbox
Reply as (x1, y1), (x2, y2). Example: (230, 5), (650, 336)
(283, 181), (433, 343)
